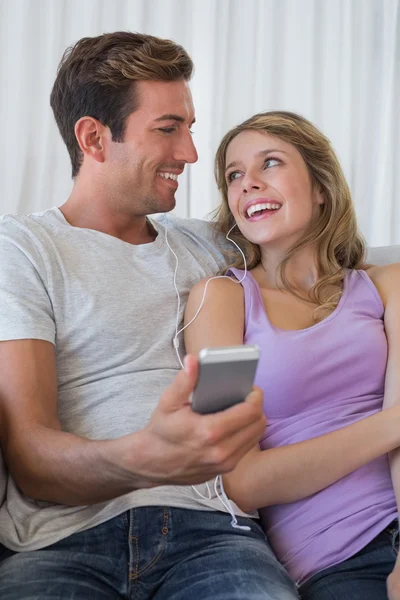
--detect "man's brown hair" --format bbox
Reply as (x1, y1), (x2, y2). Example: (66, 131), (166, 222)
(50, 31), (193, 177)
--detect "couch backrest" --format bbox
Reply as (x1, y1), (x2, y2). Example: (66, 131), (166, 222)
(367, 246), (400, 265)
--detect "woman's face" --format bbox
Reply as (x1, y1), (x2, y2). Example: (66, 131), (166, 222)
(224, 130), (324, 250)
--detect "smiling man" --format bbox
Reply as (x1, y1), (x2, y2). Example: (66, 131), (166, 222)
(0, 32), (298, 599)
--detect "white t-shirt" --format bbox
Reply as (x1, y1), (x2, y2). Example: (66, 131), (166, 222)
(0, 207), (251, 552)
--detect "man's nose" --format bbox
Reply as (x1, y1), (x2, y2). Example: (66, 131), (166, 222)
(175, 130), (198, 164)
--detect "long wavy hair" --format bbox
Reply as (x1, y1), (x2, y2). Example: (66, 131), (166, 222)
(213, 111), (366, 321)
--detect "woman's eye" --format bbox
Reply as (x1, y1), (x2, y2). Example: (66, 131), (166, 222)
(264, 157), (280, 168)
(227, 171), (241, 183)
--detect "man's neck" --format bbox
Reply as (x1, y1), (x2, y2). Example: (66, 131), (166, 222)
(60, 188), (158, 246)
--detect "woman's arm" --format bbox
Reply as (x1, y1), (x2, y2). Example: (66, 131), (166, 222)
(184, 273), (400, 512)
(369, 264), (400, 595)
(184, 275), (245, 351)
(222, 407), (400, 511)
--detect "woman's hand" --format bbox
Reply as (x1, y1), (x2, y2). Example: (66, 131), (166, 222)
(387, 552), (400, 600)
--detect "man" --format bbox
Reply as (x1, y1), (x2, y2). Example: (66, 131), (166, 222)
(0, 32), (298, 599)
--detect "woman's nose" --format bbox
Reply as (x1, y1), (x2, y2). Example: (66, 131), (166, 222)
(242, 174), (263, 193)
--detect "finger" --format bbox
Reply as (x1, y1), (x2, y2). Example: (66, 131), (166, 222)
(204, 390), (265, 440)
(224, 433), (265, 471)
(217, 418), (266, 468)
(193, 421), (265, 481)
(247, 385), (264, 407)
(183, 353), (198, 377)
(158, 355), (199, 412)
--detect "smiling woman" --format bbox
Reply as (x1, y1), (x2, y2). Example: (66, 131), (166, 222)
(212, 111), (361, 321)
(184, 110), (400, 599)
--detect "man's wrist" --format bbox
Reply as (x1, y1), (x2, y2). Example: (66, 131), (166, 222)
(104, 429), (159, 492)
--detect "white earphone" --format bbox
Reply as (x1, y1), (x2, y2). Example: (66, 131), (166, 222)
(165, 221), (248, 369)
(164, 218), (251, 532)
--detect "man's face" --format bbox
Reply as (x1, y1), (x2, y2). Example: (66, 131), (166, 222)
(105, 79), (197, 216)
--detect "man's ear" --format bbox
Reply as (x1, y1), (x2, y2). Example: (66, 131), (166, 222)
(74, 117), (108, 165)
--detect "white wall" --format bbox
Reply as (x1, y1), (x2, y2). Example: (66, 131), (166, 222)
(0, 0), (399, 245)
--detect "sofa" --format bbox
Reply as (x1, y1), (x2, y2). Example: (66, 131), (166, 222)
(367, 246), (400, 265)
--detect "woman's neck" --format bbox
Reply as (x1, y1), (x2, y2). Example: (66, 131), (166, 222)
(259, 245), (320, 293)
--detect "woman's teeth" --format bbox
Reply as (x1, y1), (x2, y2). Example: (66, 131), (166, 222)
(247, 202), (281, 218)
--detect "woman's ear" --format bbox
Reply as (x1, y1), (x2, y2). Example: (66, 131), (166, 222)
(313, 183), (325, 206)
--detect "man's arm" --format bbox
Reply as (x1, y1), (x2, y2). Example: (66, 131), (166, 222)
(0, 338), (266, 506)
(185, 275), (400, 512)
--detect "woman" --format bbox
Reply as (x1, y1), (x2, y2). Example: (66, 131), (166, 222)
(184, 111), (400, 600)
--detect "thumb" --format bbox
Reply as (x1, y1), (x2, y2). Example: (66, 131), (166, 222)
(159, 354), (199, 412)
(246, 385), (264, 407)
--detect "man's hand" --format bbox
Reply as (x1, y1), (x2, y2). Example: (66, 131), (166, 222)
(1, 341), (265, 505)
(387, 554), (400, 600)
(132, 354), (266, 486)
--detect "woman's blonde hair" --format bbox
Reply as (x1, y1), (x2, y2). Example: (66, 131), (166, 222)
(213, 111), (366, 320)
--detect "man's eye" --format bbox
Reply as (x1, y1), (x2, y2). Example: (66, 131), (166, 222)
(158, 127), (176, 134)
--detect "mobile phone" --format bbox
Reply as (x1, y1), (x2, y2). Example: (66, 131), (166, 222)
(191, 345), (260, 414)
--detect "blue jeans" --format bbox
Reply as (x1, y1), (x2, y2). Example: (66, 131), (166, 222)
(299, 519), (399, 600)
(0, 507), (299, 599)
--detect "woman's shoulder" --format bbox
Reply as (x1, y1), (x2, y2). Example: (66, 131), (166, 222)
(363, 263), (400, 306)
(188, 273), (245, 304)
(364, 262), (400, 281)
(185, 273), (246, 340)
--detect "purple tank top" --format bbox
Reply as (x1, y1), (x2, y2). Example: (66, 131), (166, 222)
(229, 267), (397, 585)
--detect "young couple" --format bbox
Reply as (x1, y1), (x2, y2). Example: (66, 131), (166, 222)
(0, 30), (399, 600)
